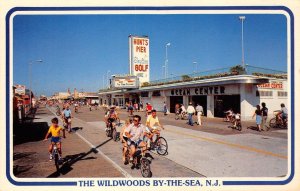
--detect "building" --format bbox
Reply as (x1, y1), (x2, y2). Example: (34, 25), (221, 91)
(99, 66), (288, 120)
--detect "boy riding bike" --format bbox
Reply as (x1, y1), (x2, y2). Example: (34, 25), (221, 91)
(145, 110), (164, 148)
(44, 117), (66, 160)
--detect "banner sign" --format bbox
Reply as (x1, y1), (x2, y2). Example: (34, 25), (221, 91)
(112, 76), (138, 88)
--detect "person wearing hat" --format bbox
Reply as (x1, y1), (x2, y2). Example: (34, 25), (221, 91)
(105, 106), (118, 128)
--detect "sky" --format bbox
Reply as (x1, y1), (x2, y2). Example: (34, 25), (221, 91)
(13, 13), (287, 96)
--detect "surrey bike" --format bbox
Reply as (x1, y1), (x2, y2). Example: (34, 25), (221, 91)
(148, 126), (168, 155)
(123, 143), (152, 177)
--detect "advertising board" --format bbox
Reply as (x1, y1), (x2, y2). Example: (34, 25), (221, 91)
(129, 35), (150, 85)
(111, 76), (138, 88)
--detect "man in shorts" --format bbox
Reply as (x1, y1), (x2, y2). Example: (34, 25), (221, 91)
(124, 115), (147, 162)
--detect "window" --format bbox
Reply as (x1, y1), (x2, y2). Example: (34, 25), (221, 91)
(141, 92), (149, 97)
(278, 91), (288, 97)
(256, 90), (273, 97)
(152, 91), (161, 97)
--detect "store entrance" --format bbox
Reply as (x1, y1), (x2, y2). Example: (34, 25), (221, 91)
(214, 95), (240, 118)
(192, 95), (207, 116)
(170, 96), (183, 113)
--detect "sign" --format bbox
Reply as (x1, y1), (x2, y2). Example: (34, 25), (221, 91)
(257, 82), (283, 89)
(111, 76), (138, 88)
(129, 35), (150, 84)
(169, 86), (226, 96)
(14, 85), (26, 95)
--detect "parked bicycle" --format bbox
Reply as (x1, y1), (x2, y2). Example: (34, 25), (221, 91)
(123, 144), (152, 177)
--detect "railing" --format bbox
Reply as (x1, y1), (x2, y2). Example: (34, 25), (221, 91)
(98, 65), (287, 90)
(142, 65), (287, 87)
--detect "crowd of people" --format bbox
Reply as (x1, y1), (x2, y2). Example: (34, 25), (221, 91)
(105, 105), (164, 165)
(45, 100), (288, 163)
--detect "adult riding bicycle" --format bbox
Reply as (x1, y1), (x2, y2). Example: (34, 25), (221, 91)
(269, 110), (288, 129)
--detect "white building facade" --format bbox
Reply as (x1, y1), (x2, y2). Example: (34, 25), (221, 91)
(99, 75), (288, 120)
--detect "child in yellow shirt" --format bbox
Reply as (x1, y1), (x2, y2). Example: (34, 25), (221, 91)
(44, 117), (66, 160)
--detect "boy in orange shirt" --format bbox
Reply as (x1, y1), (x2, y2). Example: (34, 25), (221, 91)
(44, 117), (66, 160)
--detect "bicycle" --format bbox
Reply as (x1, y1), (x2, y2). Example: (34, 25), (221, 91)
(228, 113), (242, 131)
(175, 111), (188, 120)
(52, 143), (63, 171)
(64, 117), (72, 132)
(223, 112), (235, 123)
(148, 128), (168, 155)
(123, 144), (152, 177)
(112, 119), (121, 142)
(106, 118), (117, 138)
(269, 111), (288, 129)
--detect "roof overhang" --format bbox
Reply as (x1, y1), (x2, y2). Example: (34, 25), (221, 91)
(128, 75), (270, 93)
(98, 75), (272, 94)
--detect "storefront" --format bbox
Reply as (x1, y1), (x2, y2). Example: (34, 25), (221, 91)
(99, 75), (288, 120)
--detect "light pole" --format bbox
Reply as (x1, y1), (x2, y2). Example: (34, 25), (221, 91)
(162, 65), (165, 79)
(239, 16), (246, 69)
(164, 42), (171, 79)
(106, 70), (111, 89)
(29, 59), (42, 109)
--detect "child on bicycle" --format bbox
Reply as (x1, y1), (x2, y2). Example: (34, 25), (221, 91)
(120, 118), (133, 164)
(44, 117), (66, 160)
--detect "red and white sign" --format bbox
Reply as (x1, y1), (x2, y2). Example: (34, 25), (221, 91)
(14, 84), (26, 95)
(129, 35), (150, 84)
(257, 82), (283, 89)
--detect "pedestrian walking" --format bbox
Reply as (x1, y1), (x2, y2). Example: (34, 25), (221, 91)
(186, 102), (195, 126)
(139, 101), (143, 111)
(195, 103), (203, 126)
(261, 102), (268, 131)
(252, 105), (262, 132)
(163, 102), (168, 116)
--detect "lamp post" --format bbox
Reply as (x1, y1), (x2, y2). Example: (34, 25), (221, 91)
(239, 16), (246, 69)
(29, 59), (43, 109)
(106, 70), (111, 89)
(162, 65), (165, 79)
(164, 42), (171, 79)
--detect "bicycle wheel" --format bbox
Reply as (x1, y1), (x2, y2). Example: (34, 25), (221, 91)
(140, 158), (151, 177)
(269, 118), (277, 128)
(54, 153), (59, 171)
(237, 123), (242, 131)
(112, 129), (117, 141)
(106, 128), (111, 137)
(155, 137), (168, 155)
